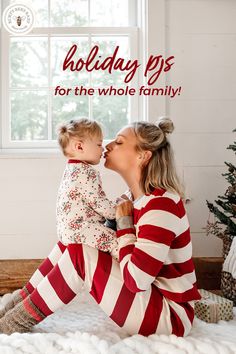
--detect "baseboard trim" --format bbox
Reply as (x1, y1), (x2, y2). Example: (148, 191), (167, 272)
(0, 257), (224, 295)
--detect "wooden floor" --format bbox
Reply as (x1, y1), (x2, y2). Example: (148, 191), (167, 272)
(0, 259), (42, 295)
(0, 257), (224, 295)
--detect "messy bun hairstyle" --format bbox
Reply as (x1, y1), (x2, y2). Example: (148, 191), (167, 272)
(131, 117), (184, 198)
(57, 118), (102, 156)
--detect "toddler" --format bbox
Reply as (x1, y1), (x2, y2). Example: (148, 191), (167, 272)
(0, 118), (119, 323)
(57, 118), (119, 260)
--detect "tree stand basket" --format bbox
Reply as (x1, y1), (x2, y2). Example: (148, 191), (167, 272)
(221, 234), (236, 305)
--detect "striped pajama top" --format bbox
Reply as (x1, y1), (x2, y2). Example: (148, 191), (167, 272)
(116, 187), (201, 303)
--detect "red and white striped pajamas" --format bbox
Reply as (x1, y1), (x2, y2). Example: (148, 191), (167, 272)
(21, 188), (201, 336)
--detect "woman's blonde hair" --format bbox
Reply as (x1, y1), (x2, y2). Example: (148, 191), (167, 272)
(57, 118), (102, 156)
(131, 117), (184, 198)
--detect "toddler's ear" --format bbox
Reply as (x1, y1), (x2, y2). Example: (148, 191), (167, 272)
(75, 141), (83, 151)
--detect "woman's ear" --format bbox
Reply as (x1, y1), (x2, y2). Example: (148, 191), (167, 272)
(144, 150), (152, 164)
(139, 150), (152, 166)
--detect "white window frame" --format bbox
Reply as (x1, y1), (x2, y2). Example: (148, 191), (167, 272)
(0, 0), (146, 151)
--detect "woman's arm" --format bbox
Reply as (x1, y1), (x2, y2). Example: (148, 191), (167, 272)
(116, 198), (179, 293)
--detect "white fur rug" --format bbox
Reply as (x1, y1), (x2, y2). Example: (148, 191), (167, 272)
(0, 289), (236, 354)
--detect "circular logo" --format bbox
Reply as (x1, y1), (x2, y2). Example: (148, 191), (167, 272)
(2, 3), (35, 35)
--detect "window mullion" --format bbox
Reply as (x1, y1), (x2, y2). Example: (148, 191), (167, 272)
(48, 0), (51, 27)
(1, 29), (10, 148)
(88, 33), (92, 120)
(129, 29), (139, 123)
(30, 27), (137, 35)
(129, 0), (137, 26)
(48, 34), (52, 141)
(88, 0), (91, 26)
(48, 0), (52, 141)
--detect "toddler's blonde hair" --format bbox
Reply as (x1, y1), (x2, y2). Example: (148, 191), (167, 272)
(57, 118), (102, 156)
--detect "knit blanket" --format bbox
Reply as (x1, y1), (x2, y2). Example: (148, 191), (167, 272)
(0, 289), (236, 354)
(223, 237), (236, 278)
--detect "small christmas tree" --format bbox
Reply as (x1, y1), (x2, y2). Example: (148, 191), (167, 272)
(206, 129), (236, 245)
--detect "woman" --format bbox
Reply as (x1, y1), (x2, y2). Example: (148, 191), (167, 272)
(0, 117), (201, 336)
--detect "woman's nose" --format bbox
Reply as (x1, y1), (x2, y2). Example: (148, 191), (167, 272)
(105, 141), (112, 150)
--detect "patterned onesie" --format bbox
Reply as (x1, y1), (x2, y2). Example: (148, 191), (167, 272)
(56, 159), (119, 259)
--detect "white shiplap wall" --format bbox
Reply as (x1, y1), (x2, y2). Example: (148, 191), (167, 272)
(0, 155), (126, 258)
(150, 0), (236, 256)
(0, 0), (235, 258)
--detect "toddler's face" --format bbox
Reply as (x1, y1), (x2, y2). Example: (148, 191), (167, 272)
(82, 135), (104, 165)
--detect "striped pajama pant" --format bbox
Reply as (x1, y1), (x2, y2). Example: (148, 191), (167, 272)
(22, 241), (194, 336)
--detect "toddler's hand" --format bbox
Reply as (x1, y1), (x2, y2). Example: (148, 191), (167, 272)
(115, 193), (130, 204)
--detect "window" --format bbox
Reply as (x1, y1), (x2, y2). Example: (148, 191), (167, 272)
(0, 0), (139, 149)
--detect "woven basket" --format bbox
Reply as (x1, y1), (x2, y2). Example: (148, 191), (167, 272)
(221, 234), (236, 305)
(221, 233), (233, 260)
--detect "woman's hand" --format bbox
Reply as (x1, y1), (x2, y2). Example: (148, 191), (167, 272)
(116, 200), (133, 219)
